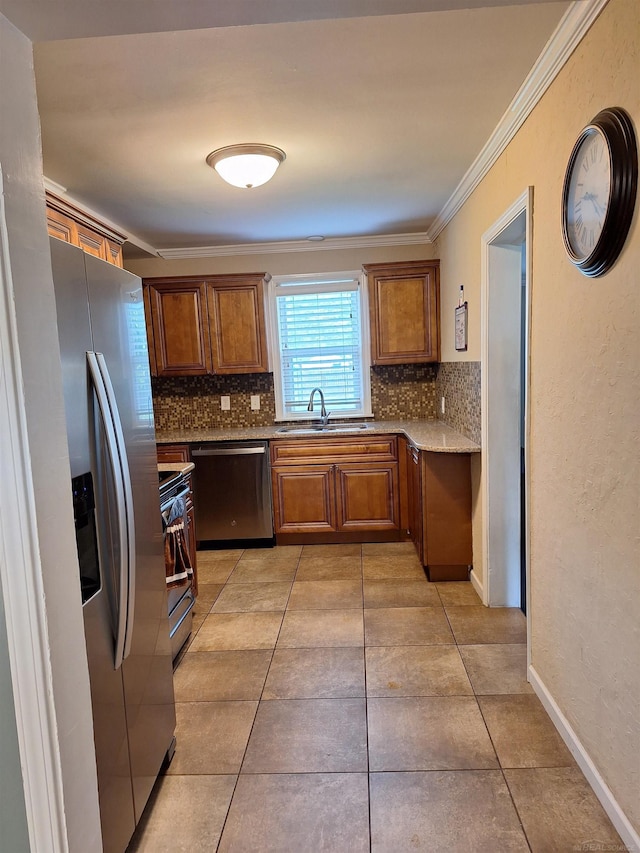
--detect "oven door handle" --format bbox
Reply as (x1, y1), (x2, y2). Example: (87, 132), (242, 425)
(160, 484), (189, 514)
(88, 352), (136, 669)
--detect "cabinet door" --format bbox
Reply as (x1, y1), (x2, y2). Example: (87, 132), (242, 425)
(207, 276), (268, 373)
(335, 462), (399, 532)
(47, 207), (77, 244)
(145, 280), (212, 376)
(422, 452), (472, 577)
(106, 240), (124, 268)
(272, 465), (336, 534)
(76, 222), (109, 261)
(365, 260), (440, 365)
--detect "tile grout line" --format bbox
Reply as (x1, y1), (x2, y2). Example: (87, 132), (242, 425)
(201, 548), (246, 853)
(360, 548), (375, 853)
(449, 587), (535, 853)
(213, 545), (302, 851)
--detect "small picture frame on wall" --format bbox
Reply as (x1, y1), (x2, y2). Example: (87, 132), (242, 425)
(455, 303), (468, 351)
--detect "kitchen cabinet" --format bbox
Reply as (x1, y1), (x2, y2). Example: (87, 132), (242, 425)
(157, 444), (198, 594)
(406, 442), (472, 581)
(143, 273), (270, 376)
(271, 435), (400, 542)
(46, 192), (124, 267)
(207, 276), (269, 373)
(145, 280), (211, 376)
(363, 259), (440, 365)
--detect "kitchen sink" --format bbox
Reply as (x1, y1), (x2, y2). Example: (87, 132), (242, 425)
(277, 422), (372, 434)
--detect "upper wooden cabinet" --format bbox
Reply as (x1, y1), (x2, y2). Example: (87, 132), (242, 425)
(46, 192), (125, 267)
(364, 259), (440, 365)
(207, 276), (269, 373)
(143, 273), (270, 377)
(145, 279), (212, 376)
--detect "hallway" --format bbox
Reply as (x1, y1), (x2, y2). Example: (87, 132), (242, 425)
(129, 543), (623, 852)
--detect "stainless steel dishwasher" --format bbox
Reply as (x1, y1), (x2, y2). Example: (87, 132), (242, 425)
(191, 441), (274, 544)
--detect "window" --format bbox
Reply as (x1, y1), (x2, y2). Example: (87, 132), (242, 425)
(269, 271), (371, 421)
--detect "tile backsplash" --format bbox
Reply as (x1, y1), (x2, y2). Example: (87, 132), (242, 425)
(151, 361), (480, 440)
(151, 374), (276, 430)
(436, 361), (481, 444)
(370, 364), (437, 420)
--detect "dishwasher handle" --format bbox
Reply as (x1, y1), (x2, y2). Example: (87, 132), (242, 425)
(192, 445), (266, 457)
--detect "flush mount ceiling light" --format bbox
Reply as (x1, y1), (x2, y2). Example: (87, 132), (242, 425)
(206, 144), (286, 189)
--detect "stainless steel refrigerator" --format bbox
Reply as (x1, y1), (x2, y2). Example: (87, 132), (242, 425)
(50, 238), (176, 853)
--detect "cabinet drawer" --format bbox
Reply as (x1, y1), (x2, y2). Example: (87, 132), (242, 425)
(157, 444), (191, 464)
(271, 435), (397, 465)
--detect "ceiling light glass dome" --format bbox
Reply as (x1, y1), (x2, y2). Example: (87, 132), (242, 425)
(206, 144), (286, 189)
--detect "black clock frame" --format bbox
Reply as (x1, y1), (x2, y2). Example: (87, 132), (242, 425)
(562, 106), (638, 278)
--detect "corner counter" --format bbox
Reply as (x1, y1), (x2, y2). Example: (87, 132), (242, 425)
(155, 419), (480, 454)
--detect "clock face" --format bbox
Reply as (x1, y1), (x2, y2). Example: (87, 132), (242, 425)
(562, 107), (638, 277)
(565, 127), (611, 260)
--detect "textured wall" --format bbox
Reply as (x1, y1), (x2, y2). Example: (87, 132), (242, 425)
(438, 0), (639, 833)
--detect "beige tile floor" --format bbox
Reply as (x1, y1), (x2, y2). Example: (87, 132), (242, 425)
(128, 543), (624, 853)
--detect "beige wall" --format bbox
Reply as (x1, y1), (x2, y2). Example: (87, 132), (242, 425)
(439, 0), (639, 833)
(125, 240), (436, 278)
(0, 13), (102, 851)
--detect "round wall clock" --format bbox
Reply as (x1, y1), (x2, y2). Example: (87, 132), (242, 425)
(561, 106), (638, 277)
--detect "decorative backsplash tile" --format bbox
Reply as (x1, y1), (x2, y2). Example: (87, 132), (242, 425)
(151, 374), (276, 430)
(152, 363), (440, 431)
(370, 364), (438, 420)
(436, 361), (481, 444)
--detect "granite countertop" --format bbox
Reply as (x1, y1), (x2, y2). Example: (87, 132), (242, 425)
(158, 461), (195, 475)
(156, 419), (480, 454)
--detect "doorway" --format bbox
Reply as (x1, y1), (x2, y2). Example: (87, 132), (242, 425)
(481, 189), (532, 622)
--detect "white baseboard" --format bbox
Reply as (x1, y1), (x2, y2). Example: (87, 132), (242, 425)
(469, 568), (484, 603)
(528, 665), (639, 853)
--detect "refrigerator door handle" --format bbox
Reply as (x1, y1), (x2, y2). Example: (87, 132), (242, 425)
(95, 352), (137, 664)
(87, 352), (135, 669)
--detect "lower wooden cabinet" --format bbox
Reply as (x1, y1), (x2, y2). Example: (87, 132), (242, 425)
(271, 465), (336, 534)
(406, 442), (472, 581)
(271, 435), (400, 542)
(335, 464), (399, 531)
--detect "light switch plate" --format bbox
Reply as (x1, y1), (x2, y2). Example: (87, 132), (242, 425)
(221, 395), (231, 411)
(250, 395), (260, 411)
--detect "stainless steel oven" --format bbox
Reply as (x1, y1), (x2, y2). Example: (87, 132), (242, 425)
(160, 471), (195, 661)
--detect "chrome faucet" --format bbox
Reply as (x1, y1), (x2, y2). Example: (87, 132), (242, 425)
(307, 387), (330, 426)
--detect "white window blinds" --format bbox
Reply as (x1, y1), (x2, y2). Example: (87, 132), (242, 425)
(272, 274), (369, 419)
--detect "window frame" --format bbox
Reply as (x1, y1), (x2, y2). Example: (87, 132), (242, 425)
(268, 270), (372, 422)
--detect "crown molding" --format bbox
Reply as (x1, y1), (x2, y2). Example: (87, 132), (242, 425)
(427, 0), (611, 241)
(43, 178), (160, 257)
(156, 231), (432, 259)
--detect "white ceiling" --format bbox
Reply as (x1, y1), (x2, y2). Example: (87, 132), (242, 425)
(6, 0), (571, 256)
